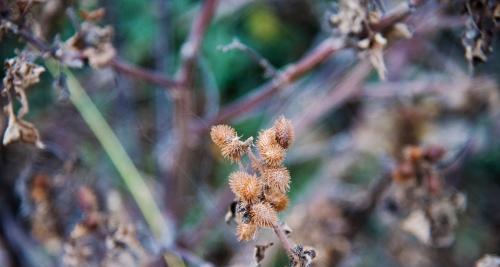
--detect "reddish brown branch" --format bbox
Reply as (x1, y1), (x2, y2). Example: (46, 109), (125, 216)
(272, 223), (297, 261)
(110, 58), (178, 88)
(177, 0), (219, 86)
(295, 61), (372, 134)
(196, 0), (428, 131)
(204, 38), (345, 128)
(165, 0), (219, 218)
(3, 19), (181, 90)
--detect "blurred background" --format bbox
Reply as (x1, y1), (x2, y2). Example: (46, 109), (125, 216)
(1, 0), (500, 266)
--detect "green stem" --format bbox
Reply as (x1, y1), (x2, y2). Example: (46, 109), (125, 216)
(45, 60), (168, 240)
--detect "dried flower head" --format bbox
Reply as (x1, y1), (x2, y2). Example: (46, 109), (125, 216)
(250, 202), (278, 228)
(236, 223), (258, 241)
(211, 125), (250, 162)
(229, 171), (262, 203)
(257, 128), (278, 150)
(260, 144), (285, 167)
(221, 138), (247, 162)
(211, 124), (237, 147)
(273, 116), (294, 149)
(263, 167), (291, 193)
(265, 189), (289, 212)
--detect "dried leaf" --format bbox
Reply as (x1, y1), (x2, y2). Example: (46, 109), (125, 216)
(59, 22), (116, 69)
(254, 242), (273, 265)
(3, 115), (44, 148)
(2, 56), (45, 148)
(401, 209), (431, 245)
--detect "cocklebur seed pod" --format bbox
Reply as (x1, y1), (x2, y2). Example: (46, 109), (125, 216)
(264, 189), (289, 212)
(229, 171), (263, 203)
(210, 125), (237, 148)
(257, 129), (285, 167)
(260, 144), (285, 167)
(211, 125), (251, 162)
(257, 129), (277, 151)
(250, 202), (278, 228)
(263, 167), (291, 193)
(236, 223), (258, 241)
(221, 138), (250, 162)
(273, 116), (294, 149)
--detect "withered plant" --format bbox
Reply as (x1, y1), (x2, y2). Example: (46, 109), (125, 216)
(1, 0), (499, 266)
(211, 116), (316, 266)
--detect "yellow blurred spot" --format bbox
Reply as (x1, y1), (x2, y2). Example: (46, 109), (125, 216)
(164, 252), (187, 267)
(247, 6), (281, 43)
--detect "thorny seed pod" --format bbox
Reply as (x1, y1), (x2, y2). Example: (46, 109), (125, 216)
(257, 128), (278, 151)
(264, 189), (289, 212)
(273, 116), (294, 149)
(211, 125), (251, 162)
(263, 167), (291, 193)
(250, 202), (278, 228)
(259, 144), (285, 167)
(236, 223), (258, 241)
(211, 124), (237, 148)
(221, 138), (251, 162)
(229, 172), (263, 203)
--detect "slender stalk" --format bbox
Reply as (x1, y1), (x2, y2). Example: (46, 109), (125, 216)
(272, 223), (297, 262)
(110, 58), (178, 89)
(45, 60), (169, 241)
(196, 0), (429, 130)
(167, 0), (219, 217)
(177, 0), (219, 86)
(247, 148), (264, 175)
(203, 38), (344, 128)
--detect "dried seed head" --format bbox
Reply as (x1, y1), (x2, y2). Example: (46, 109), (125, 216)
(250, 202), (278, 228)
(211, 124), (237, 148)
(263, 167), (291, 193)
(221, 138), (249, 162)
(265, 189), (289, 212)
(260, 144), (285, 167)
(229, 172), (263, 203)
(236, 223), (257, 241)
(211, 125), (250, 162)
(273, 116), (294, 149)
(257, 128), (277, 151)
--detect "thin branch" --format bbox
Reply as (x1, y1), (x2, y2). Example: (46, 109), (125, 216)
(272, 223), (297, 262)
(199, 38), (345, 130)
(295, 61), (372, 135)
(165, 0), (219, 219)
(196, 0), (428, 131)
(177, 0), (219, 86)
(110, 58), (178, 88)
(218, 38), (277, 78)
(2, 18), (180, 89)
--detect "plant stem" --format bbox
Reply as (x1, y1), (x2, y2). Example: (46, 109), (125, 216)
(45, 60), (169, 241)
(272, 223), (297, 262)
